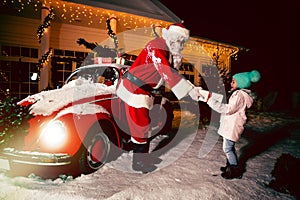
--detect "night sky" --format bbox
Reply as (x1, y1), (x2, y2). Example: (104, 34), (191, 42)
(159, 0), (298, 95)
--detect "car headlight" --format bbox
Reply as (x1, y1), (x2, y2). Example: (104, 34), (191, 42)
(40, 120), (67, 149)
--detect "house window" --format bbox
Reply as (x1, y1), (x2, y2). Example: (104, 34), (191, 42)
(0, 60), (39, 100)
(0, 45), (88, 98)
(0, 45), (38, 58)
(11, 46), (20, 57)
(21, 47), (30, 57)
(65, 50), (74, 57)
(31, 48), (39, 58)
(51, 49), (87, 88)
(0, 45), (39, 99)
(1, 45), (10, 56)
(179, 62), (195, 84)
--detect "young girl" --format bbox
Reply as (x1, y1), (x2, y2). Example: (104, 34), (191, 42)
(203, 70), (261, 179)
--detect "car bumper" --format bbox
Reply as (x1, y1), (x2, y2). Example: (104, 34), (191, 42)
(0, 148), (73, 177)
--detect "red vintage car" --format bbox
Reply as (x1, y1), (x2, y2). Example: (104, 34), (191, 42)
(0, 64), (174, 178)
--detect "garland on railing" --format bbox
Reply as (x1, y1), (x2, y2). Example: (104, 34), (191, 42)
(106, 18), (119, 49)
(38, 48), (53, 68)
(37, 9), (55, 43)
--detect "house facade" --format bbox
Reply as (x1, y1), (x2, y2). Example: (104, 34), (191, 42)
(0, 0), (239, 100)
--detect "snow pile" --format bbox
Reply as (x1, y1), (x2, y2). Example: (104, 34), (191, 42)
(18, 78), (116, 116)
(0, 173), (93, 200)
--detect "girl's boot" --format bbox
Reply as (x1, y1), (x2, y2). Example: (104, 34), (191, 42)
(221, 165), (243, 179)
(220, 159), (230, 172)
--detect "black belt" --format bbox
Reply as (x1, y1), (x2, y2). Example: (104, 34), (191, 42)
(122, 71), (154, 93)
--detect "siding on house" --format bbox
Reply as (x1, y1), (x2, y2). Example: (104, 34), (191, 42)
(50, 22), (108, 52)
(0, 15), (40, 48)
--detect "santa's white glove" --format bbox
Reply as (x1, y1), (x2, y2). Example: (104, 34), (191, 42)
(188, 87), (202, 101)
(198, 89), (212, 102)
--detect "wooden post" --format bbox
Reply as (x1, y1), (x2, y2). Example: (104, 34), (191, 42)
(109, 14), (117, 34)
(39, 4), (51, 91)
(153, 23), (162, 37)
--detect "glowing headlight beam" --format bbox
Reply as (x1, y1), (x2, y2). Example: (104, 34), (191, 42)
(40, 120), (67, 149)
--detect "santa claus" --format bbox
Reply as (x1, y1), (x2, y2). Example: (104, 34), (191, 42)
(116, 23), (201, 173)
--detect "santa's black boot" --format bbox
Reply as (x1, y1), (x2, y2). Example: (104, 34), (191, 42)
(132, 143), (157, 173)
(122, 139), (134, 152)
(221, 165), (243, 179)
(220, 159), (230, 172)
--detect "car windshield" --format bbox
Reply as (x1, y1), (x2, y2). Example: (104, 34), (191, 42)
(66, 66), (120, 87)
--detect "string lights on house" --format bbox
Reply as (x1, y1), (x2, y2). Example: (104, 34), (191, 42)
(1, 0), (239, 59)
(1, 0), (168, 31)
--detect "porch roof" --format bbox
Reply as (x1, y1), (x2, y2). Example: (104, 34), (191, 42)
(65, 0), (181, 23)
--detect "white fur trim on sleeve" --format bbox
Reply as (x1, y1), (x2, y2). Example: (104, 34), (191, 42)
(116, 80), (154, 109)
(171, 79), (194, 100)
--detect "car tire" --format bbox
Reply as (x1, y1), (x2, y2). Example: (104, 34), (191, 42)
(77, 131), (111, 174)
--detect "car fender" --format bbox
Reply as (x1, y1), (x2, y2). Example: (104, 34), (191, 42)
(53, 104), (117, 156)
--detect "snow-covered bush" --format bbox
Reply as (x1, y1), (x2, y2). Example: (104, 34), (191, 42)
(0, 97), (32, 148)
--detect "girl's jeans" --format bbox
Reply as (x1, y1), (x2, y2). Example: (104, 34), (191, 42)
(223, 138), (238, 165)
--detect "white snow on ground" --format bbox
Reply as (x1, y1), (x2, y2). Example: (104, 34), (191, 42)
(1, 110), (300, 200)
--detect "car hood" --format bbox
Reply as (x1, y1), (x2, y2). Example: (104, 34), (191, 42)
(18, 78), (116, 116)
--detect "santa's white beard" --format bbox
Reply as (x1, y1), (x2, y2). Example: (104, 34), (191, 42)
(168, 43), (183, 56)
(172, 55), (182, 70)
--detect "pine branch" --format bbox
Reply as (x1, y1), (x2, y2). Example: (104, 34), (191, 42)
(77, 38), (97, 50)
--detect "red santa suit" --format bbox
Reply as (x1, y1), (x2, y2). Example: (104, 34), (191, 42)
(116, 37), (194, 144)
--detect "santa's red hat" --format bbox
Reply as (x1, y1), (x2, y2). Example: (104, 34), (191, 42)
(165, 23), (189, 40)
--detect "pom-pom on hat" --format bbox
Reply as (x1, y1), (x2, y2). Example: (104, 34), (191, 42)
(233, 70), (261, 89)
(164, 23), (189, 40)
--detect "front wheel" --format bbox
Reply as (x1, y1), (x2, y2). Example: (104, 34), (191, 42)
(77, 132), (110, 174)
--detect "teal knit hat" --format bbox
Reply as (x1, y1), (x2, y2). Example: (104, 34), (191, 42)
(233, 70), (261, 89)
